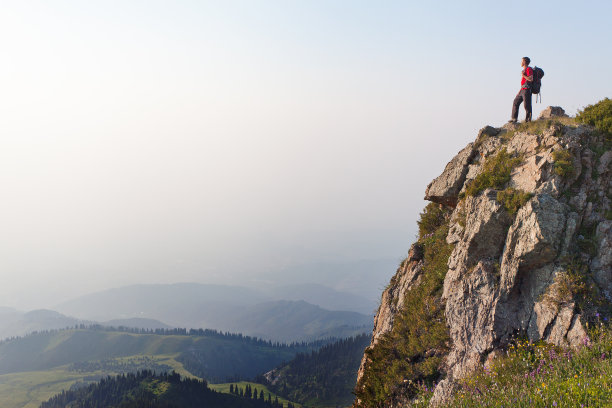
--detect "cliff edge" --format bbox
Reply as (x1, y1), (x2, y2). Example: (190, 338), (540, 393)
(354, 105), (612, 407)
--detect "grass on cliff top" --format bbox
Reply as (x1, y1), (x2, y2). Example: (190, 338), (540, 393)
(499, 116), (575, 142)
(354, 203), (453, 407)
(409, 322), (612, 407)
(515, 117), (574, 134)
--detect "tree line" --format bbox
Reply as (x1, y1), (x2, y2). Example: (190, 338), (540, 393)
(0, 324), (333, 349)
(228, 384), (296, 408)
(41, 370), (295, 408)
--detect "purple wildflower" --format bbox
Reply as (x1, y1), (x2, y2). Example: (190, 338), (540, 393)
(582, 335), (591, 347)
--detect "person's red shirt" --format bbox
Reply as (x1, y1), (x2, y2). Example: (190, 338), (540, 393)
(521, 66), (533, 88)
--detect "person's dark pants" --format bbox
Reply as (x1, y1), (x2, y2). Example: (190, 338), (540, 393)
(511, 88), (532, 122)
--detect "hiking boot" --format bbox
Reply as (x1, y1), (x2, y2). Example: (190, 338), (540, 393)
(508, 119), (517, 123)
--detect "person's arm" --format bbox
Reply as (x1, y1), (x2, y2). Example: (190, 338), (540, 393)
(522, 68), (533, 81)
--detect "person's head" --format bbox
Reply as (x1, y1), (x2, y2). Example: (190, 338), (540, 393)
(522, 57), (531, 68)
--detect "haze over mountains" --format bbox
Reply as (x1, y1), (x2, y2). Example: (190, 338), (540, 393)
(1, 283), (374, 342)
(0, 307), (81, 340)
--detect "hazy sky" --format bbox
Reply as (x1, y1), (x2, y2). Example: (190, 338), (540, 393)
(1, 1), (611, 309)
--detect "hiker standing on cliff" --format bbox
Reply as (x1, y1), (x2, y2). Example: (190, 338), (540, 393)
(510, 57), (533, 123)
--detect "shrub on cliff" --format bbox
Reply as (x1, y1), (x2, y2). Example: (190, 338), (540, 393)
(552, 149), (575, 178)
(417, 202), (449, 239)
(576, 97), (612, 137)
(496, 188), (533, 215)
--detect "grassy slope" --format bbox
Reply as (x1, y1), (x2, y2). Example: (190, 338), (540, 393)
(0, 329), (301, 378)
(0, 355), (185, 408)
(0, 330), (191, 373)
(409, 324), (612, 407)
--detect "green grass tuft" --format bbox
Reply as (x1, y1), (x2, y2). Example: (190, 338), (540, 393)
(552, 149), (575, 178)
(496, 188), (533, 215)
(465, 149), (523, 197)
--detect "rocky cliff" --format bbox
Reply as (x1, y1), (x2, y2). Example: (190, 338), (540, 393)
(354, 106), (611, 407)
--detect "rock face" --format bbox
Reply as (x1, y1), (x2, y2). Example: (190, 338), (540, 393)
(356, 108), (611, 406)
(424, 143), (476, 207)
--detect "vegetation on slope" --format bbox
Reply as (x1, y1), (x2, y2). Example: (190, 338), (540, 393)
(408, 322), (612, 407)
(40, 370), (289, 408)
(464, 148), (523, 197)
(259, 334), (370, 407)
(552, 149), (576, 178)
(354, 203), (453, 407)
(576, 97), (612, 138)
(496, 188), (533, 215)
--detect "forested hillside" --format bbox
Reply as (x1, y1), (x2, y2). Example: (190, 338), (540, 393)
(40, 370), (293, 408)
(262, 334), (370, 407)
(0, 326), (320, 382)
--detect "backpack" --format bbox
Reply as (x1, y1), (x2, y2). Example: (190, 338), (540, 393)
(531, 66), (545, 94)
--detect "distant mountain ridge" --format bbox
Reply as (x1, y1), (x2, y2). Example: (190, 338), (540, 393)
(52, 282), (374, 342)
(0, 308), (173, 341)
(221, 300), (371, 342)
(0, 308), (81, 340)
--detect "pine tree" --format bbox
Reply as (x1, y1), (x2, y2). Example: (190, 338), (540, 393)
(230, 384), (234, 394)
